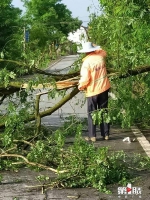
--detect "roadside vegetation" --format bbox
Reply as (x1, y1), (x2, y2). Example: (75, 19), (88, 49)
(0, 0), (150, 193)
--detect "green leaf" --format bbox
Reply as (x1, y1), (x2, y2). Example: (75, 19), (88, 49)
(1, 51), (4, 59)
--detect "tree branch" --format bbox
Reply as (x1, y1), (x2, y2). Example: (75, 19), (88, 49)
(118, 65), (150, 78)
(0, 153), (67, 174)
(0, 95), (7, 105)
(0, 87), (79, 128)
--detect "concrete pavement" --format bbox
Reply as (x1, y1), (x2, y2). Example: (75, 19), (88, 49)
(40, 55), (87, 126)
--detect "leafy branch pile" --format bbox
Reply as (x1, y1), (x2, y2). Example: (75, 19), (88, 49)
(0, 0), (150, 129)
(1, 116), (150, 193)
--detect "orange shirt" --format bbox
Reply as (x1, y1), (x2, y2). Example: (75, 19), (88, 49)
(78, 50), (111, 97)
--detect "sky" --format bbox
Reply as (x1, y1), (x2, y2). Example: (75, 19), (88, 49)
(12, 0), (101, 26)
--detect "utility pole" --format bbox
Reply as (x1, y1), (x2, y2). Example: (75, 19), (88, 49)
(23, 27), (26, 53)
(23, 27), (29, 52)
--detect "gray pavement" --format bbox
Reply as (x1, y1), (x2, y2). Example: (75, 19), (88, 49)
(0, 55), (87, 127)
(45, 55), (79, 73)
(40, 55), (87, 126)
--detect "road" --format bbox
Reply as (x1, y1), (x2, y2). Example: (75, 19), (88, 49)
(40, 55), (87, 126)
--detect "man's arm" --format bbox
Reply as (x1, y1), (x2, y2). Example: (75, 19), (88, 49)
(78, 64), (90, 90)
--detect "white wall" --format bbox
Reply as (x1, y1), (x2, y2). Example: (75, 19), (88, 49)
(67, 27), (88, 45)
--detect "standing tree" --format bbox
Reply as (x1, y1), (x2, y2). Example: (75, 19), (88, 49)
(88, 0), (150, 127)
(21, 0), (82, 57)
(0, 0), (23, 69)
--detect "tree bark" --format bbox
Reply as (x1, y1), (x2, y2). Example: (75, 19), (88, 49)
(1, 65), (150, 96)
(118, 65), (150, 78)
(35, 94), (41, 135)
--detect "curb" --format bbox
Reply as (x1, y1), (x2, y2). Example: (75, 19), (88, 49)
(131, 126), (150, 157)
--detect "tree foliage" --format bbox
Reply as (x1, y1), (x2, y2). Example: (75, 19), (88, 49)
(0, 0), (22, 68)
(88, 0), (150, 127)
(0, 0), (81, 71)
(22, 0), (82, 47)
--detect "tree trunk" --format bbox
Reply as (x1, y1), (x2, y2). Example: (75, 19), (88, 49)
(35, 94), (41, 135)
(0, 87), (79, 128)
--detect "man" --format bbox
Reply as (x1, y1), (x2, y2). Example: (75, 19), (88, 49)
(77, 42), (111, 142)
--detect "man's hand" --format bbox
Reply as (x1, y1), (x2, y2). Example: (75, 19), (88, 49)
(78, 85), (84, 90)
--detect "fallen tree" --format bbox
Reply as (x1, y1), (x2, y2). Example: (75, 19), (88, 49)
(0, 59), (150, 129)
(1, 60), (150, 96)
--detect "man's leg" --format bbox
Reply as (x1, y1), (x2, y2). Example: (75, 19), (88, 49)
(87, 95), (98, 138)
(97, 90), (110, 138)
